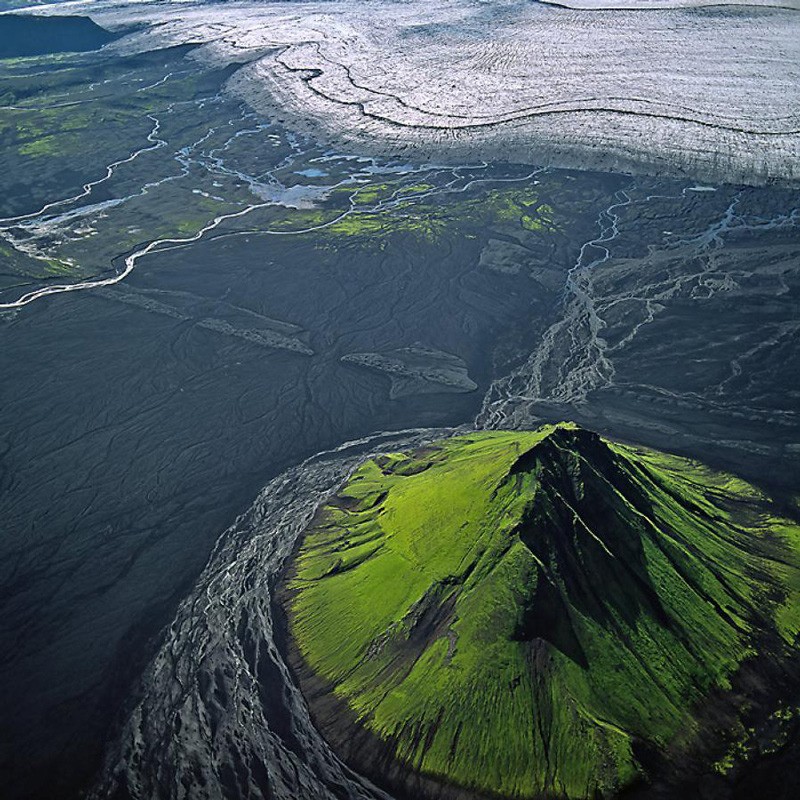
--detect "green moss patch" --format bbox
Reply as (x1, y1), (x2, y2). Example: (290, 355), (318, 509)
(286, 424), (800, 799)
(270, 183), (559, 245)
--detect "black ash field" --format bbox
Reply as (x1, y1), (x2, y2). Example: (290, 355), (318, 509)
(0, 3), (799, 800)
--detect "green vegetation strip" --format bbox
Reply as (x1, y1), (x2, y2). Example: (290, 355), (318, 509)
(271, 184), (556, 243)
(287, 423), (800, 799)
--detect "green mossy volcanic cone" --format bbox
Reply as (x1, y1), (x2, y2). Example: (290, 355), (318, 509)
(284, 423), (800, 799)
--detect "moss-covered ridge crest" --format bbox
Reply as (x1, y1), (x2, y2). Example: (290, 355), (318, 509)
(285, 423), (800, 799)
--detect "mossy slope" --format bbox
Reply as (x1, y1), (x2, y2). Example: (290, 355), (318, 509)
(286, 424), (800, 799)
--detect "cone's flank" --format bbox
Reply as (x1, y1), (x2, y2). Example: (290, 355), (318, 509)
(283, 423), (800, 799)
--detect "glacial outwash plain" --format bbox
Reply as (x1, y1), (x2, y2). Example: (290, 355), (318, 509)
(0, 1), (798, 800)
